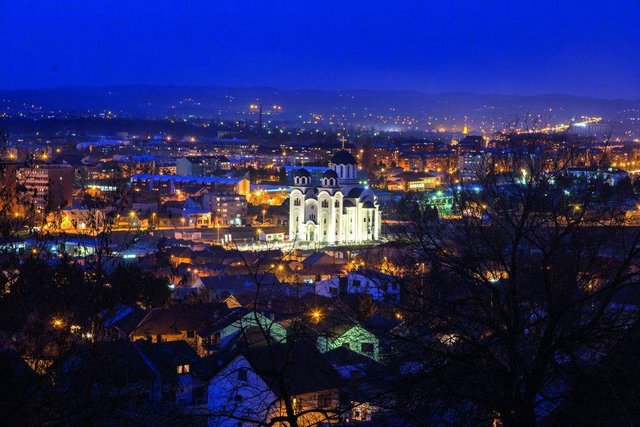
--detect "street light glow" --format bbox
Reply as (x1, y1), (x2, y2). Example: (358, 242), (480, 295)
(310, 309), (323, 323)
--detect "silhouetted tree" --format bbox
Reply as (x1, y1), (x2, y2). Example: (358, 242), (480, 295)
(386, 137), (640, 426)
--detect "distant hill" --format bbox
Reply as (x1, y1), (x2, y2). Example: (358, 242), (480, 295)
(1, 86), (638, 127)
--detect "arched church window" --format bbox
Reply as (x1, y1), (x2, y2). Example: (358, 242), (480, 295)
(334, 200), (340, 208)
(321, 200), (329, 208)
(294, 198), (301, 207)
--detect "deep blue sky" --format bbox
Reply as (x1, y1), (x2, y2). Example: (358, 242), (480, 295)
(1, 0), (638, 98)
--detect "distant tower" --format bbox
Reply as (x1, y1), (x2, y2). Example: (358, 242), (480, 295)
(462, 116), (469, 135)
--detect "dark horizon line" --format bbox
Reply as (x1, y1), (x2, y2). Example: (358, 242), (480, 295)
(0, 84), (638, 103)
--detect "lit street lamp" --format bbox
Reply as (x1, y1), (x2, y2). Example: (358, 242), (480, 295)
(310, 309), (323, 323)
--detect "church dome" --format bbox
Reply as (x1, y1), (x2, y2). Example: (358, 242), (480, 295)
(330, 150), (356, 165)
(362, 201), (375, 209)
(293, 168), (311, 177)
(347, 187), (365, 199)
(322, 169), (339, 179)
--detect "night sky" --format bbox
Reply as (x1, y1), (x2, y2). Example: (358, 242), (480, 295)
(1, 0), (638, 98)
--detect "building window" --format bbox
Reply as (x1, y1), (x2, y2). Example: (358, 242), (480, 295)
(238, 368), (248, 381)
(322, 200), (329, 208)
(335, 200), (340, 208)
(202, 336), (212, 347)
(294, 198), (301, 207)
(177, 364), (190, 374)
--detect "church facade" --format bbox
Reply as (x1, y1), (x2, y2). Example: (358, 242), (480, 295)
(288, 150), (381, 245)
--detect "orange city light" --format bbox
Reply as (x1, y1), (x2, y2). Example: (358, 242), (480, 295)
(310, 309), (323, 322)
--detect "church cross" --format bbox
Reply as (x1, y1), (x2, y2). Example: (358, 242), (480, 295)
(339, 135), (347, 149)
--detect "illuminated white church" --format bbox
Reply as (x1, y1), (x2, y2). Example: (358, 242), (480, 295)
(289, 149), (381, 245)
